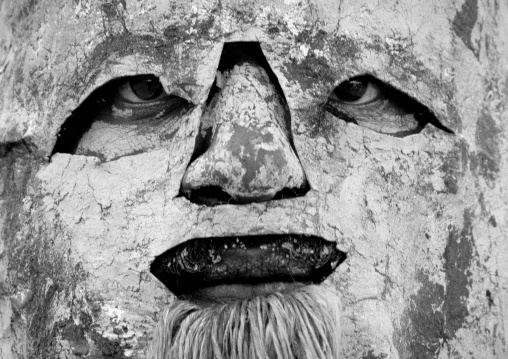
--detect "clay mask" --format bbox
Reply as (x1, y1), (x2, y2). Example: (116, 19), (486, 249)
(1, 1), (507, 358)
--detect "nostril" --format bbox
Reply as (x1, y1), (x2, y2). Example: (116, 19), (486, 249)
(181, 186), (234, 206)
(181, 182), (311, 207)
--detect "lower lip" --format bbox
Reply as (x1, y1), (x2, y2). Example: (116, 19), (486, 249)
(181, 281), (308, 305)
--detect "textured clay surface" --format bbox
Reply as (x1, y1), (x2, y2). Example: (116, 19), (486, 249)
(0, 0), (507, 358)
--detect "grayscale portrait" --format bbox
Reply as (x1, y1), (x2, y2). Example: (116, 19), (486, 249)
(0, 0), (507, 358)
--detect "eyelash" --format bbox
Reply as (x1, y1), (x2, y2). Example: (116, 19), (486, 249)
(105, 76), (188, 122)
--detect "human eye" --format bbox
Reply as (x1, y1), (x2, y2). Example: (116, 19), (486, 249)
(324, 75), (446, 137)
(105, 75), (189, 122)
(52, 74), (191, 157)
(116, 75), (166, 103)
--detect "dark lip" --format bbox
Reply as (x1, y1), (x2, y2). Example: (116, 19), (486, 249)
(150, 234), (347, 297)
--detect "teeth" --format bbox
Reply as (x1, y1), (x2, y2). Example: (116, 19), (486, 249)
(150, 234), (347, 297)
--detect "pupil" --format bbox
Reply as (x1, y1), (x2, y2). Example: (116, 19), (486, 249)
(130, 77), (162, 100)
(335, 78), (368, 102)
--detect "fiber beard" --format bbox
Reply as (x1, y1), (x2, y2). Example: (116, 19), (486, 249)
(149, 285), (341, 359)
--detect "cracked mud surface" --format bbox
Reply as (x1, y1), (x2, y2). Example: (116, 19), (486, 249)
(0, 1), (507, 358)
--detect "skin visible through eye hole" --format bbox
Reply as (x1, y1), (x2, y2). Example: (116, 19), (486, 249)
(0, 1), (507, 359)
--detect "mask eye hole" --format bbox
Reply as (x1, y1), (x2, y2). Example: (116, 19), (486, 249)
(118, 75), (165, 103)
(329, 76), (380, 105)
(51, 74), (191, 158)
(324, 74), (451, 137)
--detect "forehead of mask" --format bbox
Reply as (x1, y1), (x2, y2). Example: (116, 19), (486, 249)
(0, 0), (492, 153)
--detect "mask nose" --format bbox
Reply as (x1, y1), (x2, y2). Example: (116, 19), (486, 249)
(181, 59), (308, 205)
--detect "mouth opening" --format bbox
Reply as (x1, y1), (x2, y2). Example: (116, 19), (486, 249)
(150, 234), (347, 297)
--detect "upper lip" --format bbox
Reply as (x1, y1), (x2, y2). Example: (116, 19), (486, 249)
(150, 234), (347, 297)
